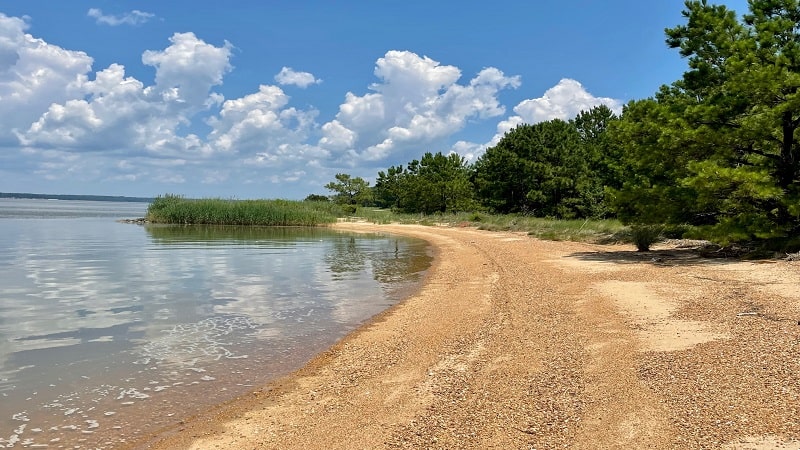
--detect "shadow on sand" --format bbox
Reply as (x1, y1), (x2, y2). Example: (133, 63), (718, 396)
(564, 247), (762, 268)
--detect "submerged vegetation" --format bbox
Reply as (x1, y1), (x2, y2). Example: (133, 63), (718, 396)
(146, 195), (340, 226)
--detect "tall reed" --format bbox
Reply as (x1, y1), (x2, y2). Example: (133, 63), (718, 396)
(146, 195), (339, 226)
(146, 195), (631, 244)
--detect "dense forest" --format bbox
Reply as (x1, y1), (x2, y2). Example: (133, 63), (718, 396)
(319, 0), (800, 250)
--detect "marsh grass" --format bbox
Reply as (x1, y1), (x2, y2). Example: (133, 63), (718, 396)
(480, 216), (627, 243)
(146, 196), (632, 244)
(341, 207), (628, 244)
(146, 195), (340, 226)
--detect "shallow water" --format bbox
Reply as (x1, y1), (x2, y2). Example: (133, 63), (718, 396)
(0, 199), (431, 448)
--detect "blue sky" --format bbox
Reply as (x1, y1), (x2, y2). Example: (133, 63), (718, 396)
(0, 0), (749, 199)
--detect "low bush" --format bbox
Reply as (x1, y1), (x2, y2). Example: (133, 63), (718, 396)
(629, 224), (664, 252)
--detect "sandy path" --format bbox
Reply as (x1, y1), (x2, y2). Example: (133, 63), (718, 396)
(134, 224), (800, 449)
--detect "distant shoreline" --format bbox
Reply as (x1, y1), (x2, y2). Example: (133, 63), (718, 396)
(0, 192), (154, 203)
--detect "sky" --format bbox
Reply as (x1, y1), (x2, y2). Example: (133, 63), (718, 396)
(0, 0), (750, 199)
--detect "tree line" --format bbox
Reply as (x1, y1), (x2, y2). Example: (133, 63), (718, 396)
(316, 0), (800, 249)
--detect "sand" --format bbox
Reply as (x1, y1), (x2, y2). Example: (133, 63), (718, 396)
(131, 223), (800, 449)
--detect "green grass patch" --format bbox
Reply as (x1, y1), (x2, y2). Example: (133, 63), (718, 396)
(146, 195), (340, 226)
(516, 217), (626, 243)
(340, 208), (627, 244)
(146, 197), (636, 246)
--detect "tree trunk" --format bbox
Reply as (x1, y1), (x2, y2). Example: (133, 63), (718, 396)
(779, 111), (798, 188)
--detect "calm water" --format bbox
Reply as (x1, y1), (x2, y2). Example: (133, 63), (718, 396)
(0, 199), (432, 448)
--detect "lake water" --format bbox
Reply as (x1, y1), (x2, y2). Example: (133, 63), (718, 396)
(0, 199), (432, 448)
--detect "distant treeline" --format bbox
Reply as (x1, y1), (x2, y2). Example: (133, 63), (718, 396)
(0, 192), (154, 203)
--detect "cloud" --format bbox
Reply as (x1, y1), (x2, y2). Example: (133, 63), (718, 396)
(142, 32), (233, 106)
(2, 14), (323, 189)
(87, 8), (155, 26)
(17, 32), (235, 165)
(0, 13), (93, 145)
(206, 84), (323, 164)
(450, 140), (485, 163)
(458, 78), (624, 158)
(1, 11), (623, 198)
(319, 50), (520, 165)
(274, 67), (321, 88)
(495, 78), (622, 138)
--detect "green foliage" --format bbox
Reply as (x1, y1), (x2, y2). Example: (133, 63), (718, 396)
(374, 152), (475, 214)
(607, 97), (702, 226)
(373, 165), (405, 209)
(483, 216), (626, 243)
(340, 207), (626, 243)
(629, 224), (664, 252)
(146, 195), (339, 226)
(406, 152), (476, 213)
(304, 194), (330, 202)
(324, 173), (373, 206)
(610, 0), (800, 246)
(571, 105), (622, 218)
(342, 207), (398, 224)
(308, 1), (800, 251)
(474, 119), (595, 218)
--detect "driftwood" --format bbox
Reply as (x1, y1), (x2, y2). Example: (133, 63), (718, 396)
(785, 252), (800, 262)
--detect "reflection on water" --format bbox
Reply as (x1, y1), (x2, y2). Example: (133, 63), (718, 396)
(0, 199), (431, 448)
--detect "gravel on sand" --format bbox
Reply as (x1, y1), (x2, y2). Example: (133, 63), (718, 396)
(134, 224), (800, 450)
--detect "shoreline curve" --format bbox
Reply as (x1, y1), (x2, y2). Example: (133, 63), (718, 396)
(130, 223), (800, 450)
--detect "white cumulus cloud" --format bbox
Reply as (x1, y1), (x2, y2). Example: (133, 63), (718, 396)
(458, 78), (623, 158)
(495, 78), (622, 137)
(274, 67), (321, 88)
(0, 14), (93, 145)
(87, 8), (155, 26)
(207, 84), (322, 165)
(1, 12), (327, 190)
(142, 32), (233, 107)
(13, 31), (238, 187)
(319, 50), (520, 165)
(19, 31), (235, 159)
(0, 10), (624, 198)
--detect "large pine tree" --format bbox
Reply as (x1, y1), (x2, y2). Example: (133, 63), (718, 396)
(610, 0), (800, 245)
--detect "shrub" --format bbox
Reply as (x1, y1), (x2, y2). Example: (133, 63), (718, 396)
(304, 194), (330, 202)
(630, 224), (664, 252)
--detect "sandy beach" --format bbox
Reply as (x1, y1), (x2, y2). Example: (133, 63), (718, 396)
(132, 223), (800, 449)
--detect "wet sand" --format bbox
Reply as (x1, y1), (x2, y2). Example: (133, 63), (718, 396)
(132, 223), (800, 449)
